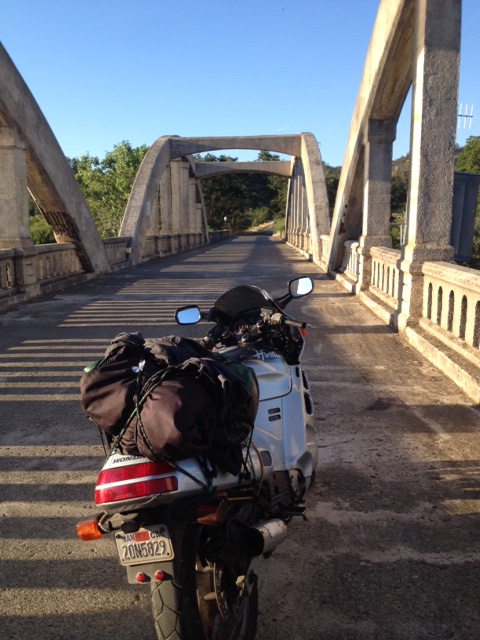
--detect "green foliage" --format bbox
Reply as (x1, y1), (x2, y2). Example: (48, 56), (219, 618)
(28, 196), (55, 244)
(391, 174), (408, 214)
(455, 137), (480, 269)
(29, 213), (55, 245)
(323, 158), (409, 219)
(323, 163), (340, 216)
(248, 207), (271, 226)
(196, 152), (288, 231)
(456, 136), (480, 174)
(273, 217), (285, 235)
(70, 141), (148, 238)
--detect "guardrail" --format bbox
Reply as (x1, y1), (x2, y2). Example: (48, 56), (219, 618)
(370, 246), (401, 310)
(356, 244), (480, 401)
(0, 249), (16, 296)
(341, 240), (360, 283)
(286, 227), (312, 259)
(0, 230), (231, 309)
(36, 243), (83, 281)
(421, 261), (480, 354)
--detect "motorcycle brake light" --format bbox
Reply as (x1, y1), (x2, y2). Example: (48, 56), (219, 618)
(95, 461), (178, 505)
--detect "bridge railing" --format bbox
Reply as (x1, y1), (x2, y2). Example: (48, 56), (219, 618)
(286, 227), (312, 260)
(338, 240), (480, 401)
(340, 240), (360, 286)
(0, 230), (230, 308)
(0, 250), (16, 295)
(370, 247), (401, 310)
(103, 237), (130, 265)
(36, 243), (83, 281)
(421, 261), (480, 353)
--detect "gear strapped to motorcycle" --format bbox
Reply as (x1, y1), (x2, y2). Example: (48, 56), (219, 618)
(80, 333), (258, 474)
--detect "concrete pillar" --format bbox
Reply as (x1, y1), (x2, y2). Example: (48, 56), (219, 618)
(159, 165), (172, 234)
(180, 162), (190, 241)
(0, 126), (33, 249)
(396, 0), (460, 331)
(170, 160), (182, 233)
(291, 160), (301, 243)
(296, 168), (304, 242)
(146, 186), (160, 236)
(188, 177), (196, 233)
(195, 201), (202, 233)
(357, 119), (396, 290)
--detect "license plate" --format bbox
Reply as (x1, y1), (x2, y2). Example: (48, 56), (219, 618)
(115, 524), (174, 566)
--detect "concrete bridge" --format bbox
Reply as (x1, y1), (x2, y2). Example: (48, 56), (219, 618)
(1, 0), (479, 406)
(0, 234), (479, 639)
(1, 3), (479, 635)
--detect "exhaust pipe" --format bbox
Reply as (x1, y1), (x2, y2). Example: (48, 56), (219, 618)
(238, 518), (288, 557)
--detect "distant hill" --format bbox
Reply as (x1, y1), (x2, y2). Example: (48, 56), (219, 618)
(392, 154), (410, 181)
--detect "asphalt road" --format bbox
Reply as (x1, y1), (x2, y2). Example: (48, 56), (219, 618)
(1, 235), (479, 640)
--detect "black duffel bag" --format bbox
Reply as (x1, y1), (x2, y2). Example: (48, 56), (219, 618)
(80, 333), (258, 475)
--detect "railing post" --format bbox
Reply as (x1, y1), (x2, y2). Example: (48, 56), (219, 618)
(14, 247), (40, 297)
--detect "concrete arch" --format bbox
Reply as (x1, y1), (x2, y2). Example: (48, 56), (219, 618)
(327, 0), (415, 274)
(326, 0), (460, 332)
(0, 44), (110, 274)
(121, 133), (330, 266)
(194, 161), (292, 180)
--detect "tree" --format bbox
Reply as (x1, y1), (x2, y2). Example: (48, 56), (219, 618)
(455, 136), (480, 268)
(195, 152), (288, 231)
(391, 174), (408, 214)
(322, 163), (342, 217)
(456, 136), (480, 173)
(29, 213), (55, 244)
(257, 152), (288, 220)
(70, 141), (148, 237)
(28, 197), (55, 244)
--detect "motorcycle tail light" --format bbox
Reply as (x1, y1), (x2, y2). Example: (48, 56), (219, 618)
(95, 461), (178, 505)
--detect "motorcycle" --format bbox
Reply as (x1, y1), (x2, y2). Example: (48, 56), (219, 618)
(77, 276), (317, 640)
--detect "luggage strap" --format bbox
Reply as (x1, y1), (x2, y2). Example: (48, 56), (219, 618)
(110, 360), (215, 493)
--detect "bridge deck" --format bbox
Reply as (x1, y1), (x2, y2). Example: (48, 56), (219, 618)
(1, 235), (479, 639)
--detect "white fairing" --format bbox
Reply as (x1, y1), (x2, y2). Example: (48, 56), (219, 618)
(97, 351), (317, 513)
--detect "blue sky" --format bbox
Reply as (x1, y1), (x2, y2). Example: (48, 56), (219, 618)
(1, 0), (479, 167)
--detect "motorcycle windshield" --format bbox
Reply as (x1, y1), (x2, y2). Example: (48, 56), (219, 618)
(213, 285), (276, 320)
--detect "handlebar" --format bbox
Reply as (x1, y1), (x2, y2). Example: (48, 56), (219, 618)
(284, 318), (307, 330)
(199, 307), (307, 353)
(267, 312), (307, 330)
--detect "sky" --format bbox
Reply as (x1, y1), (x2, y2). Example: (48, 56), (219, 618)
(1, 0), (479, 168)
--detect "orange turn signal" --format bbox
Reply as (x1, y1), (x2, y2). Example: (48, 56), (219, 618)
(76, 517), (104, 541)
(196, 504), (221, 526)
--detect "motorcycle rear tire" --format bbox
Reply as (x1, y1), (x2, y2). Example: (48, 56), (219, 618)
(150, 524), (258, 640)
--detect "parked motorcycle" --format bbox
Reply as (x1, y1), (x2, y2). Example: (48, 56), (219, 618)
(77, 276), (317, 640)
